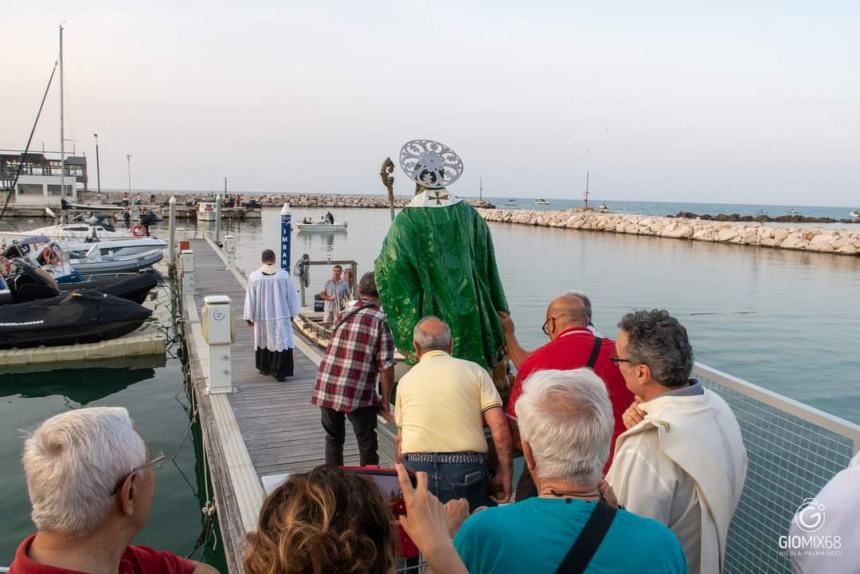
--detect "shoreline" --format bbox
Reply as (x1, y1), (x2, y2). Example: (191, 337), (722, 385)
(477, 208), (860, 257)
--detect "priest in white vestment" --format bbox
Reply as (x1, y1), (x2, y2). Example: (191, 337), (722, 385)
(606, 309), (748, 574)
(243, 249), (302, 381)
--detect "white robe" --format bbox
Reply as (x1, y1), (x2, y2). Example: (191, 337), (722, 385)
(607, 388), (748, 574)
(790, 451), (860, 574)
(243, 269), (302, 352)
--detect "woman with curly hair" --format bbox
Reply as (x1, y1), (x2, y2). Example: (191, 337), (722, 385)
(245, 464), (467, 574)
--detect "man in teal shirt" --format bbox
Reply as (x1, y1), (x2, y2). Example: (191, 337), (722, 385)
(453, 369), (688, 574)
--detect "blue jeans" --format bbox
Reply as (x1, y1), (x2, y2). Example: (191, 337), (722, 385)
(404, 457), (490, 511)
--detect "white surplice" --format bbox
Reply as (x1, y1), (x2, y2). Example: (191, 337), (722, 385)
(243, 267), (302, 352)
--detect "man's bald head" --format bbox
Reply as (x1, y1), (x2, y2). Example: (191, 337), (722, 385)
(413, 316), (453, 355)
(547, 294), (589, 332)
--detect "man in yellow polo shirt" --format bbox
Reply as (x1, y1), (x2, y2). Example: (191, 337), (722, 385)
(395, 316), (513, 510)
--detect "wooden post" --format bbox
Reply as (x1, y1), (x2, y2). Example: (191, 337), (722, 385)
(168, 196), (177, 270)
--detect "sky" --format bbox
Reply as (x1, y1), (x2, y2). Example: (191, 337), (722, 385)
(3, 1), (859, 206)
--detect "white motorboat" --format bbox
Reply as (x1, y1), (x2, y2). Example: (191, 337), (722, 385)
(60, 237), (166, 259)
(504, 198), (518, 206)
(6, 215), (142, 241)
(296, 221), (348, 233)
(68, 246), (163, 274)
(197, 202), (217, 221)
(850, 210), (860, 219)
(534, 199), (551, 206)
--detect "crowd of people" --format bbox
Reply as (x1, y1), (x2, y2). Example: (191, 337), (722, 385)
(8, 252), (856, 573)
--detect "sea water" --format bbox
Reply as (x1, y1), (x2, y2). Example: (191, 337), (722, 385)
(1, 202), (858, 566)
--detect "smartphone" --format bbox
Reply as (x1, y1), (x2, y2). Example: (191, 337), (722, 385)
(341, 466), (417, 515)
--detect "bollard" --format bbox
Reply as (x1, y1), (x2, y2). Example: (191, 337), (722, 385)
(202, 295), (233, 394)
(280, 203), (292, 271)
(168, 196), (177, 270)
(215, 194), (222, 243)
(224, 234), (236, 269)
(181, 249), (195, 295)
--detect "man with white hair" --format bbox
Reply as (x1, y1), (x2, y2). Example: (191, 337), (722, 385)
(453, 369), (687, 573)
(396, 316), (513, 510)
(9, 407), (218, 574)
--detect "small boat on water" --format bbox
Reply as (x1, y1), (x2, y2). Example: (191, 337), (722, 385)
(504, 198), (518, 206)
(197, 201), (217, 222)
(850, 210), (860, 219)
(296, 221), (348, 233)
(534, 199), (551, 206)
(0, 291), (152, 349)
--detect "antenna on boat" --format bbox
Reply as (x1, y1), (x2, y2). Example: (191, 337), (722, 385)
(0, 59), (59, 219)
(60, 24), (66, 203)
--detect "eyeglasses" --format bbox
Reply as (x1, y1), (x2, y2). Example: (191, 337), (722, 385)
(541, 317), (556, 336)
(609, 350), (634, 365)
(110, 451), (166, 495)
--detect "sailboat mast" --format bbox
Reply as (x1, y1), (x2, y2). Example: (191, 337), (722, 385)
(479, 176), (483, 201)
(584, 170), (590, 208)
(59, 24), (65, 200)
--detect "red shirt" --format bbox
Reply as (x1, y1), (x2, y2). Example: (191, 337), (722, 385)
(506, 327), (634, 469)
(9, 535), (196, 574)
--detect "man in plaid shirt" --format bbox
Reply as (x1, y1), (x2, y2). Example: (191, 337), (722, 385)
(312, 272), (396, 466)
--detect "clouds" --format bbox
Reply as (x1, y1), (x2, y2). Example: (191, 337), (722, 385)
(4, 1), (859, 206)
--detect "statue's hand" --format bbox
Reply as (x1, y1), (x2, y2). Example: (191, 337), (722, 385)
(497, 311), (515, 335)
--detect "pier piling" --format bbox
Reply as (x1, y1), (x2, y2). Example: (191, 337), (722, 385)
(168, 196), (177, 269)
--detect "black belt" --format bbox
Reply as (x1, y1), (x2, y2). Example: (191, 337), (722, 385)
(404, 452), (485, 464)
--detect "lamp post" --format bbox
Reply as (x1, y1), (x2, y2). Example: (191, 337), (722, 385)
(126, 154), (133, 199)
(93, 133), (101, 202)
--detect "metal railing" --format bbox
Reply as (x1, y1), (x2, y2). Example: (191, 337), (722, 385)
(694, 363), (860, 573)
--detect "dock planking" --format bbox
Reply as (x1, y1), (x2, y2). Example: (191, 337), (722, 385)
(182, 238), (364, 572)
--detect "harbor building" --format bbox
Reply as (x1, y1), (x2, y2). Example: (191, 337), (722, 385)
(0, 150), (87, 205)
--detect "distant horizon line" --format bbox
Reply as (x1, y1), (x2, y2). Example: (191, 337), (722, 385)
(89, 188), (856, 210)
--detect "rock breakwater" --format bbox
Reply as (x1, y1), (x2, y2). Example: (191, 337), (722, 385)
(90, 191), (494, 209)
(478, 209), (860, 257)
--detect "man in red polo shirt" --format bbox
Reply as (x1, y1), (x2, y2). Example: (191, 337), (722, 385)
(9, 407), (218, 574)
(499, 292), (633, 499)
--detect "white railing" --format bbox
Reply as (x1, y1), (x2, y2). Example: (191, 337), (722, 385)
(695, 363), (860, 573)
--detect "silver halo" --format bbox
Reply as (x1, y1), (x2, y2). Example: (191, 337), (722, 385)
(398, 139), (464, 189)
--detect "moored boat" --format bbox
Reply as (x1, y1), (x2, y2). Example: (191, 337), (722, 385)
(0, 291), (152, 349)
(296, 221), (348, 232)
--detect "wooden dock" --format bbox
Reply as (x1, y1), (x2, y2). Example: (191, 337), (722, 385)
(180, 237), (395, 573)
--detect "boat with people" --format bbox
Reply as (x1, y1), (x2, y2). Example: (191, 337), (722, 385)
(533, 198), (550, 206)
(297, 212), (348, 232)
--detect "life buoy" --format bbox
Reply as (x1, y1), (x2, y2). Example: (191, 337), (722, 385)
(41, 247), (59, 265)
(131, 225), (146, 237)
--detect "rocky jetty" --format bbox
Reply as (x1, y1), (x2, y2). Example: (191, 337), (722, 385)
(90, 191), (494, 209)
(671, 211), (858, 225)
(478, 209), (860, 257)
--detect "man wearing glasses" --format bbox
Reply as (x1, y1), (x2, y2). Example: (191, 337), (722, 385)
(9, 407), (218, 574)
(499, 292), (633, 500)
(606, 309), (747, 574)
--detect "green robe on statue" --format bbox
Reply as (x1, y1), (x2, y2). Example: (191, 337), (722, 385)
(374, 191), (509, 380)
